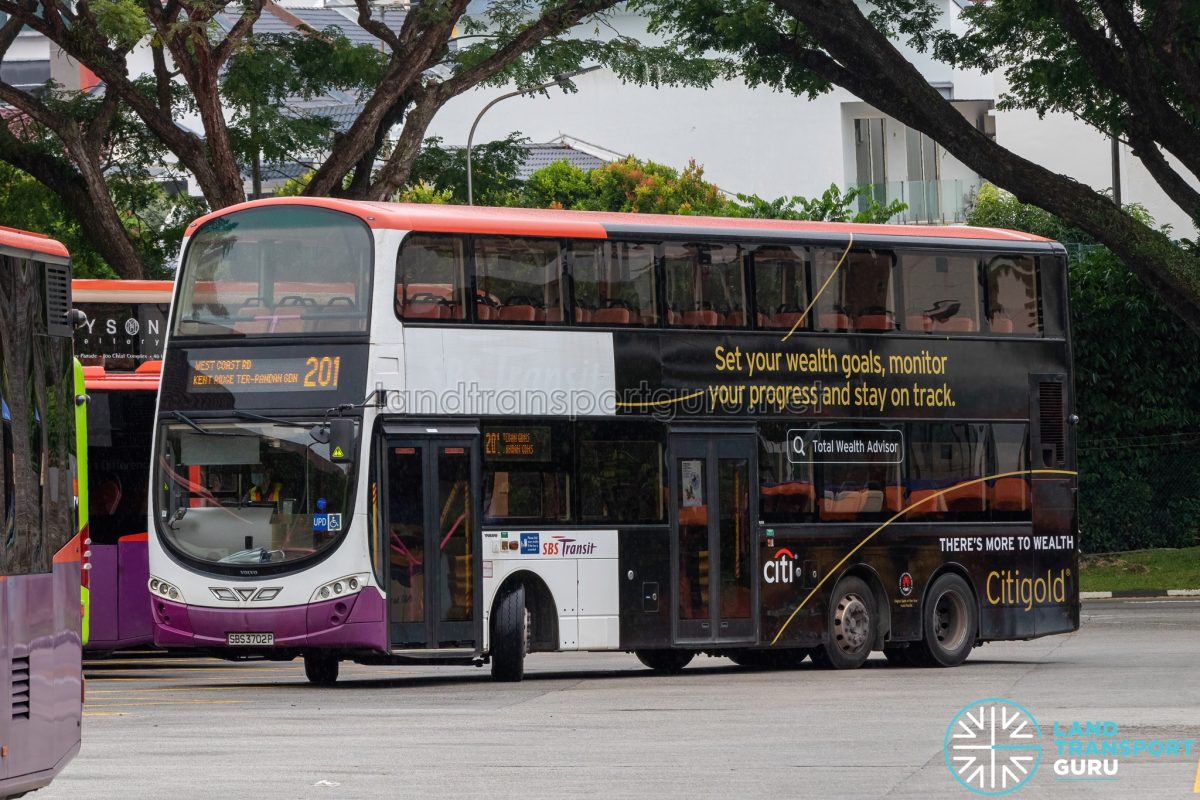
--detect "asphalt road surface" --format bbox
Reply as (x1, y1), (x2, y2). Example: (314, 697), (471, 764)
(42, 598), (1200, 800)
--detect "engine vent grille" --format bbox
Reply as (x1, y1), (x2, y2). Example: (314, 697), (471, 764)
(1039, 381), (1065, 467)
(11, 655), (30, 720)
(44, 262), (72, 337)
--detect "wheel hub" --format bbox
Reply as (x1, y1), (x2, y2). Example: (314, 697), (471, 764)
(934, 590), (969, 651)
(835, 593), (870, 653)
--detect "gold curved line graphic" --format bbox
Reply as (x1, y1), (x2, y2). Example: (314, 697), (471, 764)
(769, 467), (1079, 646)
(614, 389), (707, 409)
(781, 232), (854, 343)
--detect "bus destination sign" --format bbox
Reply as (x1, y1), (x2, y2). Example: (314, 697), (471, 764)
(483, 427), (551, 461)
(188, 355), (342, 393)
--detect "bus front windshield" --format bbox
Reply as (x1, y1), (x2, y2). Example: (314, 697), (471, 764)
(156, 421), (356, 568)
(174, 205), (372, 337)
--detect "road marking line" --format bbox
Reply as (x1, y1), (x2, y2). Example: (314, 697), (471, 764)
(1192, 756), (1199, 793)
(85, 700), (248, 708)
(83, 712), (127, 717)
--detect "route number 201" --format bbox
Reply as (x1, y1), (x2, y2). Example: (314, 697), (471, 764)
(303, 356), (341, 389)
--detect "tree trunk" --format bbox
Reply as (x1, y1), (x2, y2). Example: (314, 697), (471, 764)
(773, 0), (1200, 333)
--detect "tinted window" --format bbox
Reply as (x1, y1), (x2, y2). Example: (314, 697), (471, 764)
(572, 241), (657, 326)
(906, 423), (990, 521)
(175, 206), (372, 336)
(991, 423), (1031, 519)
(577, 422), (665, 523)
(754, 246), (809, 331)
(664, 243), (747, 328)
(396, 235), (467, 321)
(482, 423), (571, 523)
(813, 248), (896, 332)
(475, 238), (564, 324)
(987, 255), (1040, 334)
(901, 252), (982, 333)
(815, 423), (902, 522)
(758, 423), (815, 523)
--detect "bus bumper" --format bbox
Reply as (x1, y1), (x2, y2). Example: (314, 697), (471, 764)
(151, 588), (387, 652)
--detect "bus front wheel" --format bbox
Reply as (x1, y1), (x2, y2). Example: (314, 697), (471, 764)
(811, 576), (876, 670)
(635, 650), (693, 674)
(916, 574), (977, 667)
(491, 584), (528, 683)
(304, 652), (339, 685)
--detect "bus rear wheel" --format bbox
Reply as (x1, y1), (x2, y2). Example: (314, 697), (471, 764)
(811, 576), (876, 670)
(635, 650), (693, 674)
(491, 584), (528, 683)
(915, 574), (977, 667)
(304, 652), (339, 685)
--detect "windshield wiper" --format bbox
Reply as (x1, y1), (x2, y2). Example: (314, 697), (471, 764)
(230, 410), (314, 428)
(166, 410), (240, 436)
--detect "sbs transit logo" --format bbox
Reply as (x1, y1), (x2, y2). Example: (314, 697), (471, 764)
(944, 698), (1042, 795)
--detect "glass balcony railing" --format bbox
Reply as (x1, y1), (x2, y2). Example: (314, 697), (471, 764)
(852, 180), (974, 225)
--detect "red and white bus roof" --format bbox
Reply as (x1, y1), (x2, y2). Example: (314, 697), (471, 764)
(184, 197), (1052, 244)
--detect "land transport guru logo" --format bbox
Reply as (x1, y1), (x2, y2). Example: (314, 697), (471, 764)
(945, 698), (1197, 794)
(944, 698), (1042, 795)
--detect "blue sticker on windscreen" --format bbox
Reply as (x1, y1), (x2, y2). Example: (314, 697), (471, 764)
(313, 513), (329, 532)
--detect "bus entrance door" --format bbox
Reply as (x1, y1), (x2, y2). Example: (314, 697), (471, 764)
(670, 434), (757, 645)
(384, 437), (480, 651)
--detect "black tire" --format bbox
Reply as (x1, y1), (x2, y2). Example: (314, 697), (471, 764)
(915, 573), (977, 667)
(491, 584), (528, 682)
(635, 649), (694, 674)
(304, 652), (339, 685)
(811, 576), (876, 670)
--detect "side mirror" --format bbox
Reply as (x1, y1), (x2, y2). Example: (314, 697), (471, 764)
(328, 418), (355, 463)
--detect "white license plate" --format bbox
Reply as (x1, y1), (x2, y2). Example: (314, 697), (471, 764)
(227, 632), (274, 646)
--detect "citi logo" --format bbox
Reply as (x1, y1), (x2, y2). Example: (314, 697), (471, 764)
(763, 547), (799, 584)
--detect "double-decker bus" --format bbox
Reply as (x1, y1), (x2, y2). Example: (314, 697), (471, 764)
(0, 227), (83, 796)
(73, 280), (171, 653)
(149, 199), (1077, 684)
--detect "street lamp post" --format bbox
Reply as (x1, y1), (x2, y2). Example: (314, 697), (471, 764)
(466, 65), (601, 205)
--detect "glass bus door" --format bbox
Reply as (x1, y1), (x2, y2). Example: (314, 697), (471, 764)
(384, 438), (479, 650)
(670, 435), (757, 644)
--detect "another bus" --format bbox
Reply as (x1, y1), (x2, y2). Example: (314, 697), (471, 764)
(74, 280), (171, 653)
(149, 199), (1077, 684)
(0, 227), (83, 796)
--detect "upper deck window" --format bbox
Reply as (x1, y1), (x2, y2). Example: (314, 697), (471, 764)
(573, 241), (658, 326)
(475, 238), (564, 323)
(396, 235), (467, 321)
(901, 253), (982, 334)
(754, 246), (809, 331)
(813, 248), (896, 332)
(986, 255), (1040, 334)
(174, 206), (371, 337)
(665, 243), (747, 328)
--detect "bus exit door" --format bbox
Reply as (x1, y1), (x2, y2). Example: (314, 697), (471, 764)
(383, 435), (480, 650)
(670, 433), (757, 644)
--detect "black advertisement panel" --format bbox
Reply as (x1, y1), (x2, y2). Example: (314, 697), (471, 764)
(613, 331), (1069, 420)
(159, 343), (369, 412)
(75, 301), (169, 368)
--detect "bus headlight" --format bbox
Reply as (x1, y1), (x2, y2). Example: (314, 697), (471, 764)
(149, 576), (185, 604)
(310, 574), (369, 604)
